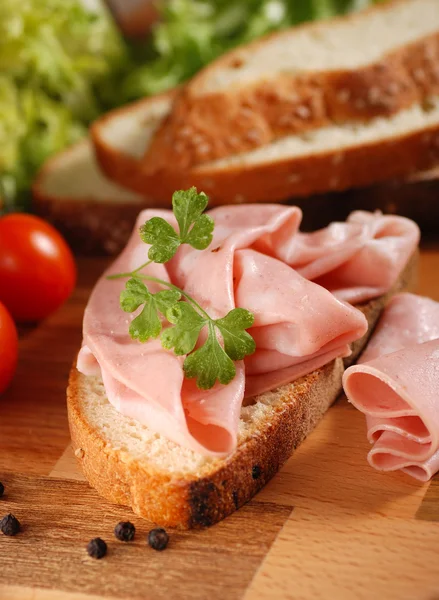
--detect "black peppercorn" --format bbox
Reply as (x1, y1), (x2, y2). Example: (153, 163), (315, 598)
(0, 513), (20, 536)
(0, 482), (4, 497)
(114, 521), (136, 542)
(148, 528), (169, 551)
(252, 465), (262, 480)
(86, 537), (107, 559)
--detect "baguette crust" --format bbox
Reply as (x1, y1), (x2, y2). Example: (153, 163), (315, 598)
(67, 251), (417, 528)
(143, 24), (439, 171)
(141, 119), (439, 205)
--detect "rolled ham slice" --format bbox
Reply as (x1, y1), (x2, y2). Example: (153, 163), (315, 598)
(343, 293), (439, 481)
(77, 203), (418, 457)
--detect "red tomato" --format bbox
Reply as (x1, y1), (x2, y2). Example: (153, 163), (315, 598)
(0, 214), (76, 322)
(0, 301), (18, 394)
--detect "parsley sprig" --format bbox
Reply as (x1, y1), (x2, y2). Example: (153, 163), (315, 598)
(108, 188), (255, 390)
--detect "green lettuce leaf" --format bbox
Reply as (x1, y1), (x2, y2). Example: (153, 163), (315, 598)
(0, 0), (127, 212)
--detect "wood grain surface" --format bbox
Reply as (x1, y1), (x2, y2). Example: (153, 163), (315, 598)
(1, 248), (439, 600)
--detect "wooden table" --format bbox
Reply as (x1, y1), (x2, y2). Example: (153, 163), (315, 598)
(1, 248), (439, 600)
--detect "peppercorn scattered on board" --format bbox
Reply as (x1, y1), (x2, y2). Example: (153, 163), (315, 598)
(1, 254), (439, 600)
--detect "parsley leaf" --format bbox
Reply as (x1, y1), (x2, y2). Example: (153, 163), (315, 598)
(161, 302), (207, 355)
(172, 187), (210, 241)
(120, 277), (150, 312)
(154, 290), (183, 314)
(139, 188), (214, 262)
(140, 217), (181, 263)
(130, 295), (162, 342)
(183, 322), (236, 389)
(215, 308), (256, 360)
(120, 278), (180, 342)
(184, 213), (215, 250)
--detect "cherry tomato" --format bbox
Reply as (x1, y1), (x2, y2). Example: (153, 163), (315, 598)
(0, 214), (76, 322)
(0, 301), (18, 395)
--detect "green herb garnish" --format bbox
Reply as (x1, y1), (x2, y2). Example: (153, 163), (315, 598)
(109, 187), (255, 390)
(140, 188), (214, 263)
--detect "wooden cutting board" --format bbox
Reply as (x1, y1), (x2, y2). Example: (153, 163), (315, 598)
(1, 249), (439, 600)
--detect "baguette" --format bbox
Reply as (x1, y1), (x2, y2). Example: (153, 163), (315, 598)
(67, 252), (417, 529)
(37, 94), (438, 255)
(143, 0), (439, 172)
(93, 92), (439, 205)
(33, 93), (174, 254)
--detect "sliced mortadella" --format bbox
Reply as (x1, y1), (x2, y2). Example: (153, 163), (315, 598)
(276, 212), (419, 305)
(78, 209), (244, 456)
(168, 204), (303, 317)
(343, 337), (439, 479)
(77, 203), (412, 458)
(77, 344), (101, 376)
(246, 346), (350, 398)
(365, 414), (431, 444)
(232, 249), (367, 395)
(77, 205), (311, 456)
(360, 293), (439, 363)
(402, 450), (439, 482)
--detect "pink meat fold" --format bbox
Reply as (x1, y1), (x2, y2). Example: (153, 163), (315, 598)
(77, 205), (418, 457)
(343, 294), (439, 481)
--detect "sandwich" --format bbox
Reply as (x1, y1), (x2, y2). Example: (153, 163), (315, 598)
(67, 188), (419, 528)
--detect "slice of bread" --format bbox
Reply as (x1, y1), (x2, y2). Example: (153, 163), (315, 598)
(143, 0), (439, 171)
(92, 91), (439, 205)
(32, 139), (149, 255)
(38, 90), (438, 255)
(32, 92), (174, 254)
(90, 91), (175, 199)
(67, 252), (417, 529)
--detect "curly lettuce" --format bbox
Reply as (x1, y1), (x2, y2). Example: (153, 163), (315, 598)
(0, 0), (127, 210)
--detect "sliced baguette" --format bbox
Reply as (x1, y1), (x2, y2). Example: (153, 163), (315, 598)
(67, 251), (417, 529)
(32, 93), (174, 255)
(32, 139), (150, 255)
(92, 92), (439, 205)
(143, 0), (439, 171)
(90, 90), (175, 201)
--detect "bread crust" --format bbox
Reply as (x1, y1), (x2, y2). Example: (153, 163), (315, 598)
(67, 251), (417, 528)
(142, 16), (439, 170)
(90, 91), (175, 200)
(32, 135), (160, 255)
(68, 360), (343, 529)
(142, 119), (439, 205)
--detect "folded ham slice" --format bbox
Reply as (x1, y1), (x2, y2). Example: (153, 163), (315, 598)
(343, 293), (439, 481)
(77, 204), (418, 457)
(275, 211), (419, 304)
